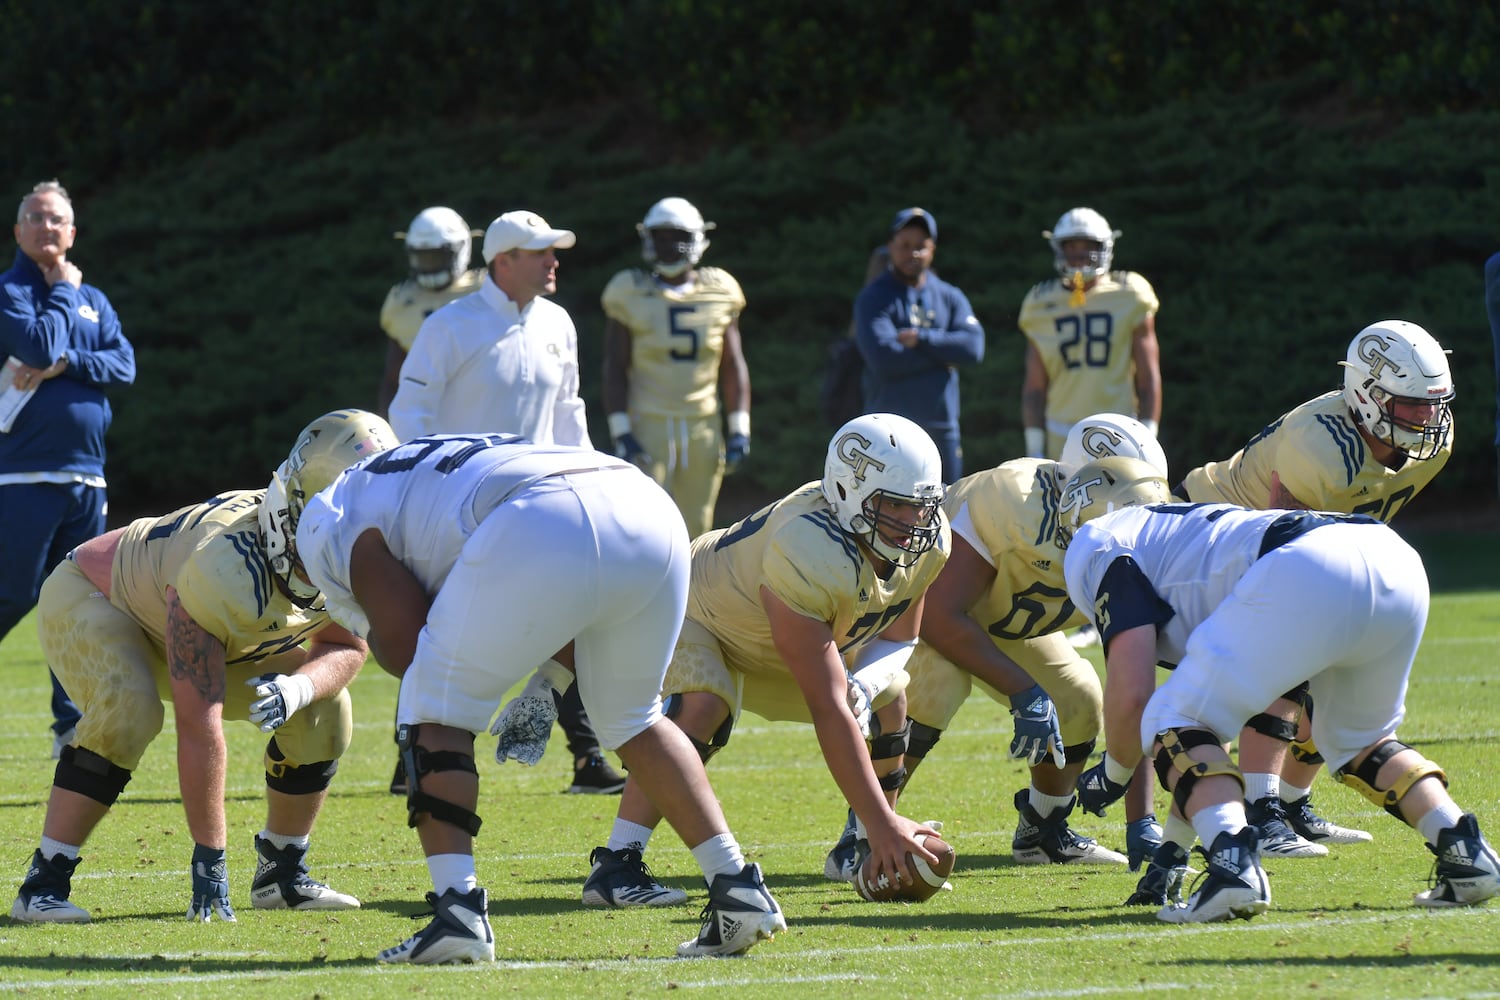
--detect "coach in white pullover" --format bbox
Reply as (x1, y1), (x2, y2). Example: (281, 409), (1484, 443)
(389, 210), (591, 448)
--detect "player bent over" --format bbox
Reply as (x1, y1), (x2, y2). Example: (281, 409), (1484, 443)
(296, 432), (783, 963)
(583, 413), (948, 911)
(1058, 457), (1500, 922)
(11, 409), (395, 924)
(826, 413), (1169, 881)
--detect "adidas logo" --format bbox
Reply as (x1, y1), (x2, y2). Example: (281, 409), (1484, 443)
(1442, 840), (1474, 866)
(858, 589), (870, 603)
(1210, 847), (1245, 876)
(1032, 559), (1052, 570)
(720, 914), (743, 941)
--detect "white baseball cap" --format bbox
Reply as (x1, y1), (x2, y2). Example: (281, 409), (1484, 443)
(482, 211), (577, 262)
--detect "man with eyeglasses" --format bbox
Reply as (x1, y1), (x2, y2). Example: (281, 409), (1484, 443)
(0, 180), (135, 758)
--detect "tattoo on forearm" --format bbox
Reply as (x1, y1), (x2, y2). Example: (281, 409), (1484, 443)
(167, 596), (225, 703)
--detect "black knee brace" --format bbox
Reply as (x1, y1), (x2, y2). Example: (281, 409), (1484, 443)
(398, 724), (482, 836)
(878, 767), (908, 792)
(1246, 712), (1298, 743)
(264, 737), (339, 795)
(54, 745), (132, 807)
(869, 719), (911, 761)
(1063, 738), (1097, 767)
(663, 693), (734, 763)
(904, 720), (942, 763)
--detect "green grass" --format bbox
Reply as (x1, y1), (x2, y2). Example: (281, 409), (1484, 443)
(2, 533), (1498, 999)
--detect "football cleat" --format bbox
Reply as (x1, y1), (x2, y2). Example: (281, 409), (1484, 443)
(1414, 814), (1500, 908)
(1012, 789), (1127, 865)
(1247, 796), (1328, 858)
(581, 846), (688, 907)
(378, 887), (494, 964)
(568, 754), (627, 795)
(250, 836), (360, 910)
(11, 850), (89, 923)
(677, 863), (786, 958)
(823, 808), (860, 883)
(1158, 827), (1270, 923)
(1126, 840), (1190, 907)
(1283, 795), (1373, 845)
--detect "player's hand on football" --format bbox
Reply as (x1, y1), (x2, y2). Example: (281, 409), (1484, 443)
(723, 433), (750, 474)
(246, 672), (315, 732)
(1007, 683), (1065, 768)
(187, 844), (236, 923)
(1076, 759), (1131, 817)
(864, 814), (942, 889)
(1126, 815), (1164, 872)
(613, 433), (651, 471)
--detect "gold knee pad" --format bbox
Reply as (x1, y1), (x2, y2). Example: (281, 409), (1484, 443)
(1336, 739), (1447, 821)
(1154, 727), (1245, 816)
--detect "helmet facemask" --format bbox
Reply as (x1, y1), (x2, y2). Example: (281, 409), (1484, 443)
(849, 487), (944, 568)
(643, 227), (706, 279)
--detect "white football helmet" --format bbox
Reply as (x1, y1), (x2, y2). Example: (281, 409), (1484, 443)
(1058, 412), (1168, 479)
(1055, 456), (1172, 550)
(1339, 320), (1454, 461)
(637, 197), (714, 278)
(259, 409), (398, 604)
(822, 413), (945, 567)
(401, 206), (474, 290)
(1043, 207), (1120, 282)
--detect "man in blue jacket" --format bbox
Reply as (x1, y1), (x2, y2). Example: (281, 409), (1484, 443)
(0, 180), (135, 755)
(853, 208), (985, 483)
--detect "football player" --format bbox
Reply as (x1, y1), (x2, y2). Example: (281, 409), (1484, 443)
(1059, 459), (1499, 922)
(11, 409), (396, 925)
(1165, 320), (1454, 870)
(297, 432), (783, 962)
(823, 413), (1169, 882)
(603, 197), (751, 538)
(583, 412), (949, 908)
(376, 207), (484, 417)
(1019, 208), (1162, 461)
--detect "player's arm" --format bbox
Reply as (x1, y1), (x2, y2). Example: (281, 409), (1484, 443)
(348, 527), (431, 678)
(164, 585), (230, 850)
(761, 585), (939, 885)
(919, 535), (1036, 695)
(295, 620), (369, 697)
(1099, 623), (1158, 770)
(1021, 341), (1049, 457)
(601, 317), (632, 416)
(1268, 470), (1312, 510)
(718, 316), (750, 415)
(376, 341), (407, 419)
(1131, 313), (1161, 428)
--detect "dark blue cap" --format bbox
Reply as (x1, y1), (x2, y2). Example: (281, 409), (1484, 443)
(891, 207), (937, 239)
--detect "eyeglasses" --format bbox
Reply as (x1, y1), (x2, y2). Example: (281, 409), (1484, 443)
(21, 212), (72, 227)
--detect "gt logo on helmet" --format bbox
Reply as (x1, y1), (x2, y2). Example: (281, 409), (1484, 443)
(1356, 334), (1403, 382)
(836, 432), (888, 484)
(1078, 426), (1126, 461)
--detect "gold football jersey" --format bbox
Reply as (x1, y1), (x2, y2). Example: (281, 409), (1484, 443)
(601, 266), (745, 418)
(944, 458), (1086, 639)
(380, 269), (485, 352)
(110, 490), (333, 665)
(1018, 271), (1159, 427)
(687, 482), (949, 679)
(1180, 390), (1452, 521)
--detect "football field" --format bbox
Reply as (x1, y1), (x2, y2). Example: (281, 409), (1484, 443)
(1, 529), (1497, 999)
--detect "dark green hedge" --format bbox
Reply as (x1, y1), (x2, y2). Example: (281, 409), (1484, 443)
(2, 2), (1497, 522)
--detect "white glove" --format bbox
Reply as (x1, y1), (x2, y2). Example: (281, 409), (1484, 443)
(491, 659), (572, 766)
(846, 674), (875, 739)
(246, 673), (316, 732)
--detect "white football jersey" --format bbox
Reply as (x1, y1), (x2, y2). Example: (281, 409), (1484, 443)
(297, 433), (629, 636)
(1063, 503), (1374, 667)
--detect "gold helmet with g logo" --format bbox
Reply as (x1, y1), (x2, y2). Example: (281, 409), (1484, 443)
(1055, 456), (1172, 550)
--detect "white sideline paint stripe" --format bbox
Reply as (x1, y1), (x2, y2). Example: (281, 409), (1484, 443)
(2, 907), (1495, 992)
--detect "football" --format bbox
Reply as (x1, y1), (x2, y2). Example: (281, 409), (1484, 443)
(853, 833), (956, 902)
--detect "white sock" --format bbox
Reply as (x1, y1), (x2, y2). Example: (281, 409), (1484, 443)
(1163, 813), (1196, 852)
(1192, 802), (1248, 848)
(690, 833), (746, 883)
(259, 830), (310, 851)
(39, 836), (80, 862)
(1030, 787), (1074, 818)
(1242, 772), (1279, 803)
(427, 853), (478, 895)
(1417, 803), (1466, 847)
(1279, 782), (1313, 803)
(607, 819), (657, 854)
